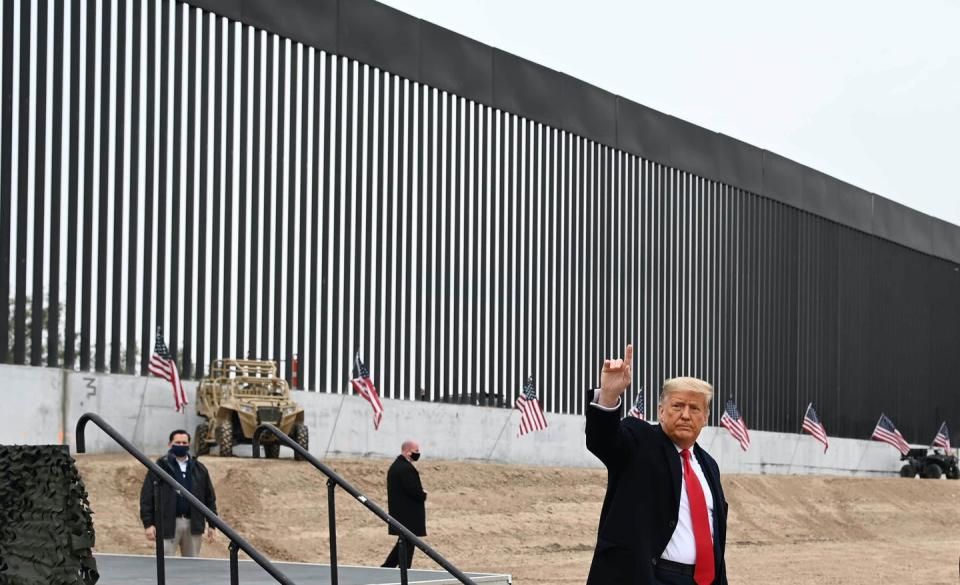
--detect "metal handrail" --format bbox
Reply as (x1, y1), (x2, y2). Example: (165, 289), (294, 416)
(252, 423), (477, 585)
(75, 412), (296, 585)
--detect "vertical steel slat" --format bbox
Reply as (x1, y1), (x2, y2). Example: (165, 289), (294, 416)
(181, 4), (196, 378)
(109, 0), (125, 373)
(272, 38), (286, 374)
(11, 0), (28, 365)
(247, 27), (262, 359)
(259, 32), (274, 361)
(283, 40), (299, 382)
(125, 0), (141, 374)
(30, 0), (48, 367)
(168, 3), (183, 370)
(193, 9), (210, 377)
(48, 0), (65, 367)
(0, 0), (14, 364)
(209, 14), (223, 365)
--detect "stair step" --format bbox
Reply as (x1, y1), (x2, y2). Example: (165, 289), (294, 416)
(95, 553), (512, 585)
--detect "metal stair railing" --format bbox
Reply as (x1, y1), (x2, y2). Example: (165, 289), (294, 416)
(252, 423), (477, 585)
(75, 412), (296, 585)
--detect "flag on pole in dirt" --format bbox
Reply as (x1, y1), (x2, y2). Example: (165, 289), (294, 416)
(516, 376), (548, 437)
(628, 387), (645, 420)
(932, 422), (951, 452)
(148, 329), (188, 412)
(801, 403), (829, 453)
(871, 413), (910, 455)
(720, 399), (750, 451)
(350, 353), (384, 430)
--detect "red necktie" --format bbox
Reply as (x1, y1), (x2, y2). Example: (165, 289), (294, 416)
(681, 448), (715, 585)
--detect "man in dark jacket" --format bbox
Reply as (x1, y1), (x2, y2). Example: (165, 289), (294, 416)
(586, 345), (728, 585)
(381, 440), (426, 569)
(139, 429), (218, 557)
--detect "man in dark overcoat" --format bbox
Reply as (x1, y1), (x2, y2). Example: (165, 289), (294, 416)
(586, 345), (728, 585)
(381, 439), (426, 568)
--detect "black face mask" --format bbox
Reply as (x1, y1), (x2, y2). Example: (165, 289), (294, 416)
(410, 452), (421, 462)
(171, 445), (190, 458)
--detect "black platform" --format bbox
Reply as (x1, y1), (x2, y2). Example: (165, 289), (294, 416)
(95, 554), (511, 585)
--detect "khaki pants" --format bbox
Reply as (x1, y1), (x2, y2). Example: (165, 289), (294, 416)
(163, 517), (202, 557)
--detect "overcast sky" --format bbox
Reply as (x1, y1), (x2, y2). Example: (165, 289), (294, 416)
(379, 0), (960, 227)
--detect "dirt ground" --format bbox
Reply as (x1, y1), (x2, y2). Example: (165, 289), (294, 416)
(76, 454), (960, 584)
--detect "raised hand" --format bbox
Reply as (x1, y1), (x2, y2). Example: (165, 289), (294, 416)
(598, 344), (633, 407)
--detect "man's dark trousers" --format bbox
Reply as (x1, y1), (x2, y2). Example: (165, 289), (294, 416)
(654, 566), (697, 585)
(382, 537), (414, 569)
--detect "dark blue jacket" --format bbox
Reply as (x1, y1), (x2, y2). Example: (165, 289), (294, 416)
(139, 453), (218, 539)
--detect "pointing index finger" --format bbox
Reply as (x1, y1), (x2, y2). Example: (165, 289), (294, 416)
(623, 344), (634, 369)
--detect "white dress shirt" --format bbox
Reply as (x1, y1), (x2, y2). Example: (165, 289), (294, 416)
(590, 391), (714, 565)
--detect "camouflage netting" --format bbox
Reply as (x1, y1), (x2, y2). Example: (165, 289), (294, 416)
(0, 445), (99, 585)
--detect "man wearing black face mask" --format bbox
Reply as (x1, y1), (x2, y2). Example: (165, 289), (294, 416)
(139, 429), (218, 557)
(381, 440), (427, 569)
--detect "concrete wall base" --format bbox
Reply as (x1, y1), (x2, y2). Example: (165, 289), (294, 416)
(3, 364), (909, 476)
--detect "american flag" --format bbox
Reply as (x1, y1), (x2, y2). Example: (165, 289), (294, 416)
(871, 413), (910, 455)
(932, 422), (951, 452)
(628, 387), (645, 420)
(148, 329), (188, 412)
(801, 403), (829, 453)
(350, 353), (384, 430)
(516, 377), (547, 437)
(720, 399), (750, 451)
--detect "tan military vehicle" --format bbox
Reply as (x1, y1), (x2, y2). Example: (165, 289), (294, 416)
(193, 359), (308, 459)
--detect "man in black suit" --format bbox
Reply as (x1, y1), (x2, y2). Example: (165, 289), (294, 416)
(381, 440), (427, 569)
(586, 344), (728, 585)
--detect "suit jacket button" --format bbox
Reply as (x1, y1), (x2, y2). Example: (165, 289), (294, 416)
(651, 558), (657, 566)
(668, 520), (676, 529)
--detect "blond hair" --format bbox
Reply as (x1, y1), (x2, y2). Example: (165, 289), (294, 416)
(659, 377), (713, 406)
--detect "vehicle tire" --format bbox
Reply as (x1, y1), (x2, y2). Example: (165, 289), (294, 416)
(947, 467), (960, 480)
(293, 424), (309, 461)
(922, 463), (943, 479)
(194, 422), (211, 456)
(264, 443), (281, 459)
(217, 418), (234, 457)
(899, 464), (916, 478)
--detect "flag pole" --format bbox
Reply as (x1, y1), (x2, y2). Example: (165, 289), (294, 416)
(486, 408), (514, 463)
(789, 403), (812, 475)
(133, 376), (149, 447)
(857, 413), (886, 475)
(322, 393), (347, 461)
